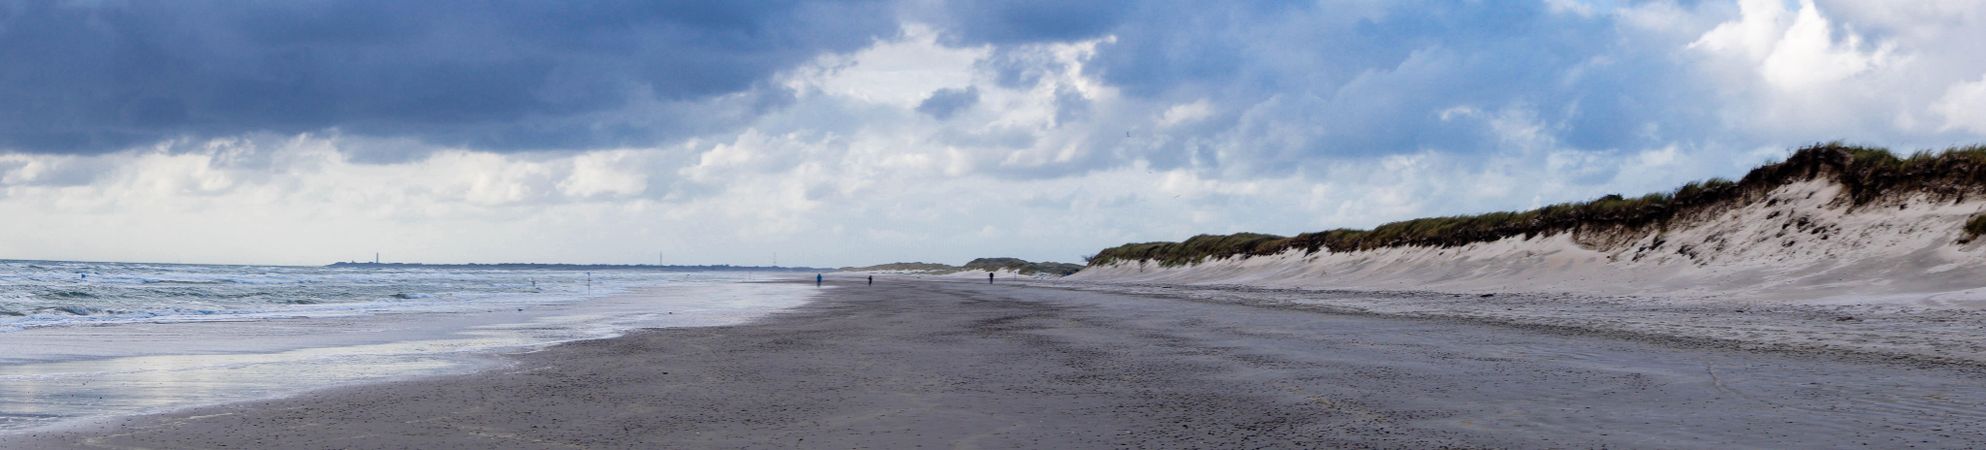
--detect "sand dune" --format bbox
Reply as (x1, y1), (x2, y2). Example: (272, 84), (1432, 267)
(1075, 179), (1986, 306)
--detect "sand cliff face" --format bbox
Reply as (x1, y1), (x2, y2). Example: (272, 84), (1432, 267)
(1073, 179), (1986, 304)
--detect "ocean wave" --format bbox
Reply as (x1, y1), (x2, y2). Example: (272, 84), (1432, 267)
(50, 305), (103, 315)
(140, 279), (233, 285)
(39, 290), (98, 299)
(0, 259), (663, 331)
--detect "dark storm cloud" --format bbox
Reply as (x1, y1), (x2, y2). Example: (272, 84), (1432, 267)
(0, 0), (895, 154)
(915, 86), (979, 120)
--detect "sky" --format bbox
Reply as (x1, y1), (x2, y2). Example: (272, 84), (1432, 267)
(3, 0), (1986, 267)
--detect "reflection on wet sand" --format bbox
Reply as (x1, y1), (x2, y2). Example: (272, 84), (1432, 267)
(0, 279), (816, 432)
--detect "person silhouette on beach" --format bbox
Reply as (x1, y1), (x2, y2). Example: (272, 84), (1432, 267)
(988, 272), (994, 284)
(816, 273), (823, 287)
(867, 275), (873, 285)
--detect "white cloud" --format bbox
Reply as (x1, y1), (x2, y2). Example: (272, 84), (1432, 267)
(1544, 0), (1597, 18)
(788, 24), (987, 108)
(559, 150), (651, 199)
(1691, 0), (1894, 91)
(1681, 0), (1986, 145)
(1934, 73), (1986, 135)
(1690, 0), (1794, 62)
(1156, 100), (1214, 128)
(680, 130), (802, 183)
(1759, 1), (1892, 90)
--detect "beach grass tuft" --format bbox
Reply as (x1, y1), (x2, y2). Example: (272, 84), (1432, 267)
(1965, 214), (1986, 244)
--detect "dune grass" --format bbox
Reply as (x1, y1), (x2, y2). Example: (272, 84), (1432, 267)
(1090, 142), (1986, 267)
(1965, 214), (1986, 244)
(838, 262), (959, 272)
(846, 258), (1083, 276)
(963, 257), (1085, 276)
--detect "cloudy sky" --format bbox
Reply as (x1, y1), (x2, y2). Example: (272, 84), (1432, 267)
(2, 0), (1985, 267)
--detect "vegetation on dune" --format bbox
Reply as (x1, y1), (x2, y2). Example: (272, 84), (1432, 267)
(1089, 142), (1986, 267)
(1026, 262), (1088, 276)
(838, 262), (959, 272)
(1964, 214), (1986, 244)
(844, 258), (1084, 276)
(1078, 233), (1289, 268)
(963, 257), (1085, 276)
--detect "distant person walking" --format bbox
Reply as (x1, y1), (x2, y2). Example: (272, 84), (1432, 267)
(816, 273), (823, 287)
(867, 275), (873, 285)
(988, 272), (994, 284)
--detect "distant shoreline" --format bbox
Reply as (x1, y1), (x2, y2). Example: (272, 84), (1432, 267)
(324, 262), (830, 272)
(0, 259), (835, 272)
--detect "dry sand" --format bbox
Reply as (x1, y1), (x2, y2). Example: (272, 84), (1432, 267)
(1032, 279), (1986, 366)
(10, 278), (1986, 448)
(1062, 179), (1986, 366)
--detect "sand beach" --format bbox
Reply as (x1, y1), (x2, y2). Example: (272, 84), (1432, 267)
(12, 277), (1986, 448)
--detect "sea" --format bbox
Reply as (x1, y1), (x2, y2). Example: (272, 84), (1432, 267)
(0, 259), (819, 432)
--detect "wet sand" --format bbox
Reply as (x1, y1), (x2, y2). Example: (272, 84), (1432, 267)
(10, 279), (1986, 448)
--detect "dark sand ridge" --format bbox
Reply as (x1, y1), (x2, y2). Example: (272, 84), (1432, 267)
(10, 279), (1986, 448)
